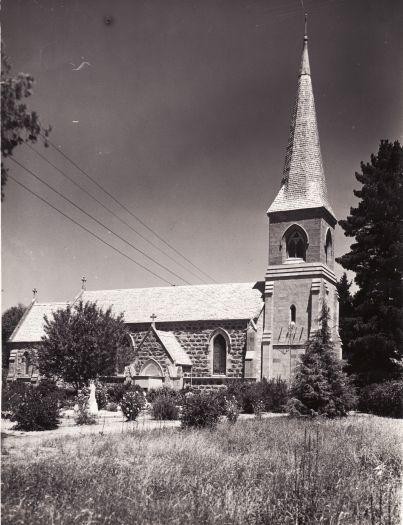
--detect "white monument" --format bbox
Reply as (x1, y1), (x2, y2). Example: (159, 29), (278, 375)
(88, 380), (99, 415)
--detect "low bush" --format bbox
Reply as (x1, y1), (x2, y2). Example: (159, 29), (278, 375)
(260, 378), (289, 412)
(147, 386), (179, 404)
(105, 402), (119, 412)
(358, 380), (403, 418)
(106, 382), (143, 404)
(151, 396), (179, 420)
(180, 391), (222, 429)
(93, 382), (108, 409)
(225, 396), (240, 423)
(12, 385), (60, 431)
(121, 390), (146, 421)
(1, 381), (30, 419)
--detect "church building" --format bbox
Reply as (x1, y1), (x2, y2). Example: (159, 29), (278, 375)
(7, 28), (341, 389)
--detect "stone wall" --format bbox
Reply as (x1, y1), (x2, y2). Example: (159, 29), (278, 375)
(268, 208), (336, 269)
(127, 320), (249, 378)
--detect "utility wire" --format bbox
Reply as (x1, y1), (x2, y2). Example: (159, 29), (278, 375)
(42, 135), (217, 283)
(26, 143), (208, 283)
(8, 175), (175, 286)
(9, 157), (191, 285)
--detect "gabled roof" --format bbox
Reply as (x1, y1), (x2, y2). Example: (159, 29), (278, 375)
(9, 302), (69, 343)
(80, 282), (264, 324)
(9, 283), (264, 343)
(154, 328), (192, 366)
(268, 32), (335, 220)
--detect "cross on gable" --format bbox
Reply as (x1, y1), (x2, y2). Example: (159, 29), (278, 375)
(81, 276), (87, 290)
(150, 313), (157, 323)
(32, 288), (37, 298)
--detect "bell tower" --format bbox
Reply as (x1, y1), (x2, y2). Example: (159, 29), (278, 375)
(262, 21), (341, 381)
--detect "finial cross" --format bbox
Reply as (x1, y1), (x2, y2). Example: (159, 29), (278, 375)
(81, 276), (87, 290)
(304, 13), (308, 39)
(32, 288), (38, 298)
(150, 313), (157, 325)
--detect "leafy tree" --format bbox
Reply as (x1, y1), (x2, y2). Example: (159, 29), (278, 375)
(38, 300), (128, 391)
(2, 303), (26, 369)
(1, 46), (50, 200)
(336, 273), (355, 361)
(287, 303), (356, 418)
(336, 140), (403, 385)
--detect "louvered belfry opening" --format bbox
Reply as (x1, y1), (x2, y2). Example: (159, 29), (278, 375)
(213, 334), (227, 375)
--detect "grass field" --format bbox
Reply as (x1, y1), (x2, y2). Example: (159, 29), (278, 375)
(1, 415), (402, 524)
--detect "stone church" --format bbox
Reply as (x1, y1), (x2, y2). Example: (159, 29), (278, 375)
(7, 29), (341, 390)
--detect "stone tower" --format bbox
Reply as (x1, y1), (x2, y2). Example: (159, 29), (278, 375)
(262, 25), (341, 381)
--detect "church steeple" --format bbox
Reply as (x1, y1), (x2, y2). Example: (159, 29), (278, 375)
(268, 21), (335, 220)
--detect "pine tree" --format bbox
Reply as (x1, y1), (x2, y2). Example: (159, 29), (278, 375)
(336, 140), (403, 385)
(336, 273), (355, 361)
(288, 303), (356, 418)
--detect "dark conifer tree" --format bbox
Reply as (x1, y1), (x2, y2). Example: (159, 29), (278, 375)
(336, 273), (355, 361)
(337, 140), (403, 385)
(288, 303), (356, 417)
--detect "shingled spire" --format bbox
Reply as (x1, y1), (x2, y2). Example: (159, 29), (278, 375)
(268, 21), (335, 219)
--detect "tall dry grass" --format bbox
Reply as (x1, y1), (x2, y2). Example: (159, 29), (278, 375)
(2, 416), (401, 524)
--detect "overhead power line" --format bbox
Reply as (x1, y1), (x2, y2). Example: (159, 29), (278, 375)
(42, 135), (217, 283)
(26, 143), (208, 284)
(9, 156), (191, 285)
(8, 175), (175, 286)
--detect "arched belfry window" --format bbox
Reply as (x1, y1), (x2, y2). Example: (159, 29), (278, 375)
(290, 305), (296, 325)
(285, 226), (307, 261)
(213, 334), (227, 375)
(325, 229), (333, 264)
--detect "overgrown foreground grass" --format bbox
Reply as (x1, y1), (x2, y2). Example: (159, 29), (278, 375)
(2, 416), (401, 524)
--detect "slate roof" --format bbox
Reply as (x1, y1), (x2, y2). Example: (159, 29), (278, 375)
(154, 329), (192, 366)
(79, 282), (264, 324)
(9, 302), (69, 343)
(8, 283), (264, 343)
(268, 33), (335, 219)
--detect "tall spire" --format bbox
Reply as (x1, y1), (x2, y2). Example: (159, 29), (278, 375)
(268, 21), (335, 219)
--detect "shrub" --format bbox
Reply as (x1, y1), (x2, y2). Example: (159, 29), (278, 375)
(180, 391), (222, 429)
(74, 391), (97, 425)
(12, 385), (60, 431)
(1, 381), (30, 419)
(105, 402), (119, 412)
(259, 378), (289, 412)
(95, 382), (108, 409)
(358, 380), (403, 418)
(121, 391), (146, 421)
(106, 382), (143, 404)
(151, 396), (179, 420)
(225, 396), (240, 423)
(227, 382), (258, 414)
(147, 386), (179, 404)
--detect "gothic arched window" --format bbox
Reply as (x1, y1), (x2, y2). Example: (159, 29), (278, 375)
(290, 305), (296, 324)
(325, 229), (333, 265)
(286, 228), (306, 260)
(212, 334), (227, 375)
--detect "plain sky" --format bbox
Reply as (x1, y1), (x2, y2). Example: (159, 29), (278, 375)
(1, 0), (403, 312)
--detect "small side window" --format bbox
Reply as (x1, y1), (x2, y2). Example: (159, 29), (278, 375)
(290, 305), (296, 325)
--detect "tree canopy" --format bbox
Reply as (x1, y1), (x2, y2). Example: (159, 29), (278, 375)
(38, 300), (128, 390)
(1, 47), (50, 200)
(336, 140), (403, 385)
(2, 303), (27, 369)
(288, 303), (356, 418)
